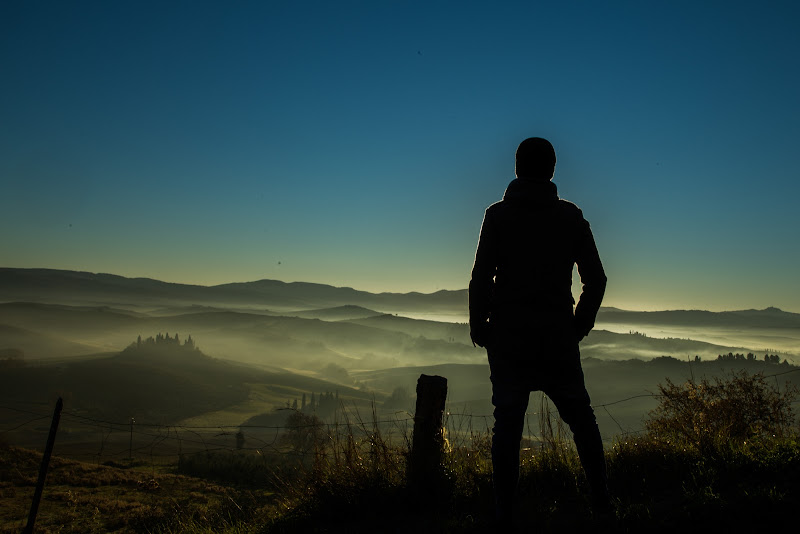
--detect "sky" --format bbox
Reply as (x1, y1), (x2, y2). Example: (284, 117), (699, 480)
(2, 1), (799, 312)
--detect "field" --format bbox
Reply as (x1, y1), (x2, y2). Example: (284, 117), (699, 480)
(0, 444), (273, 533)
(4, 389), (800, 533)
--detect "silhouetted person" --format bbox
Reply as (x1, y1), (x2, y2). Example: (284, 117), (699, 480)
(469, 137), (611, 528)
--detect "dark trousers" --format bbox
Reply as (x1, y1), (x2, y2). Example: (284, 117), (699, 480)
(488, 338), (608, 523)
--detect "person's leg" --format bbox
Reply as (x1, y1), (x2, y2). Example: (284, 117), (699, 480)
(545, 367), (611, 512)
(490, 379), (530, 527)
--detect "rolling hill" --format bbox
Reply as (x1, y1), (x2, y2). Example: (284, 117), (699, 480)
(0, 339), (378, 430)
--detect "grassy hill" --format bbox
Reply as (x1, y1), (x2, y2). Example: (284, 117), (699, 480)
(0, 337), (382, 456)
(0, 443), (269, 534)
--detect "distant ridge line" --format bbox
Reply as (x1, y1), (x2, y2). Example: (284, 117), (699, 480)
(1, 267), (796, 317)
(0, 267), (468, 312)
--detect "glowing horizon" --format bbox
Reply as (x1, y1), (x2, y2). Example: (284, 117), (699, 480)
(2, 2), (799, 315)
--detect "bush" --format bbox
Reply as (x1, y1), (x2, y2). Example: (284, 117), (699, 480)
(645, 370), (797, 453)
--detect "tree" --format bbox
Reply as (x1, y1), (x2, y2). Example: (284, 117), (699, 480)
(281, 411), (326, 460)
(316, 392), (336, 418)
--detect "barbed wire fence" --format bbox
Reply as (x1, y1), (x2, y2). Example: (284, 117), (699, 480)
(3, 365), (800, 469)
(0, 403), (418, 465)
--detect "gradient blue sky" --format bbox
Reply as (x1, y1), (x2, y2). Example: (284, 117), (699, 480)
(2, 1), (799, 312)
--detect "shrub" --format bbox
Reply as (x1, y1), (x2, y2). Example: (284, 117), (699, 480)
(280, 411), (326, 462)
(645, 370), (797, 453)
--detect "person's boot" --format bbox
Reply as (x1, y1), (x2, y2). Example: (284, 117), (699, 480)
(573, 423), (614, 519)
(493, 478), (515, 532)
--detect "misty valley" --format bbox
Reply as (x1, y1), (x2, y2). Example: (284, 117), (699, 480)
(2, 268), (799, 454)
(2, 268), (800, 532)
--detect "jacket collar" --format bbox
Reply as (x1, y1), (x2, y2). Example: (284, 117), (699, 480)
(503, 178), (558, 203)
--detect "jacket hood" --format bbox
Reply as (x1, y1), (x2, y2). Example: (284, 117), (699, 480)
(502, 178), (558, 204)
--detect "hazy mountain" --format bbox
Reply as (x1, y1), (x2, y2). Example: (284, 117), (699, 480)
(0, 268), (209, 307)
(5, 268), (797, 330)
(285, 305), (382, 321)
(0, 267), (468, 313)
(597, 306), (800, 329)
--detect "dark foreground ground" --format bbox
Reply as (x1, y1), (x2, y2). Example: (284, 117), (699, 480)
(3, 437), (800, 534)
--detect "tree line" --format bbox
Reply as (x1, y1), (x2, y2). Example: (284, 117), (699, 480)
(284, 391), (340, 419)
(716, 352), (787, 364)
(133, 332), (196, 349)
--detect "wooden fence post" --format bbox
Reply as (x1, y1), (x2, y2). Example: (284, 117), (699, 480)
(409, 374), (448, 489)
(24, 397), (63, 534)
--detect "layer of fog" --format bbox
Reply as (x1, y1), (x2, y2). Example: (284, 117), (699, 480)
(2, 298), (798, 449)
(597, 321), (800, 356)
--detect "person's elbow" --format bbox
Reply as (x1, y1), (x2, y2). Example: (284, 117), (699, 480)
(585, 270), (607, 297)
(597, 271), (607, 294)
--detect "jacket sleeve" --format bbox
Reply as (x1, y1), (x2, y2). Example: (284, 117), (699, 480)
(469, 208), (497, 329)
(573, 213), (606, 339)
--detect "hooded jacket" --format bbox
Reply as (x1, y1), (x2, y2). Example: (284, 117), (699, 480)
(469, 178), (606, 343)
